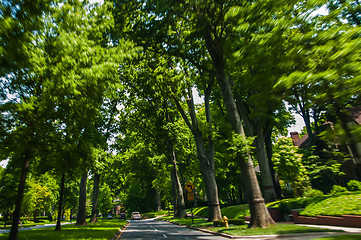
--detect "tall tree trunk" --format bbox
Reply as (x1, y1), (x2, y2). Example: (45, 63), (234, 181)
(203, 29), (275, 227)
(9, 149), (31, 240)
(235, 97), (277, 202)
(334, 103), (361, 180)
(89, 173), (100, 223)
(173, 82), (222, 221)
(75, 172), (88, 225)
(170, 168), (178, 216)
(55, 172), (65, 231)
(155, 188), (161, 211)
(193, 132), (221, 221)
(254, 125), (277, 202)
(169, 147), (186, 218)
(264, 127), (282, 199)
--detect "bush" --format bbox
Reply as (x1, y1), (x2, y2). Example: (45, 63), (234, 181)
(303, 188), (324, 198)
(213, 218), (245, 227)
(278, 202), (292, 214)
(330, 185), (348, 194)
(347, 180), (361, 191)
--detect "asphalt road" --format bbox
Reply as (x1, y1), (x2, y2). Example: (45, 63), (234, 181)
(118, 219), (229, 240)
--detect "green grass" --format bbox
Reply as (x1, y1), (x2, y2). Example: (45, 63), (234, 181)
(313, 234), (361, 240)
(190, 206), (209, 218)
(159, 215), (210, 227)
(211, 224), (342, 236)
(300, 193), (361, 216)
(142, 210), (169, 219)
(220, 204), (250, 219)
(161, 216), (342, 236)
(0, 220), (127, 240)
(189, 204), (250, 219)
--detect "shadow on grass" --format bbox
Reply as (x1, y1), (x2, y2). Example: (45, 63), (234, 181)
(0, 221), (126, 240)
(214, 224), (343, 236)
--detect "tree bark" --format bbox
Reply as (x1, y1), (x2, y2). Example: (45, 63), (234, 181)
(55, 172), (65, 231)
(155, 188), (161, 211)
(173, 82), (222, 221)
(9, 149), (31, 240)
(254, 126), (277, 202)
(169, 148), (186, 218)
(89, 173), (100, 223)
(264, 128), (282, 199)
(235, 97), (277, 202)
(203, 29), (275, 227)
(75, 172), (88, 225)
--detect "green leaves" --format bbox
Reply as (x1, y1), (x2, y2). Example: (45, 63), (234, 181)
(273, 136), (310, 196)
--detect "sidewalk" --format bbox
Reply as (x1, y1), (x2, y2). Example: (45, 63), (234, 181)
(0, 222), (73, 234)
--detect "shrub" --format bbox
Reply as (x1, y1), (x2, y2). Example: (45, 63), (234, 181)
(303, 188), (324, 198)
(347, 180), (361, 191)
(278, 202), (292, 214)
(330, 185), (348, 194)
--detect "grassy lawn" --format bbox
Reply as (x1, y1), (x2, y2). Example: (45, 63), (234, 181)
(211, 224), (342, 236)
(189, 204), (250, 219)
(300, 193), (361, 216)
(313, 234), (361, 240)
(141, 210), (169, 219)
(161, 216), (342, 236)
(0, 220), (127, 240)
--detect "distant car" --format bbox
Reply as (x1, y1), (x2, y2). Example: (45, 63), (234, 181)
(131, 212), (141, 220)
(119, 213), (126, 220)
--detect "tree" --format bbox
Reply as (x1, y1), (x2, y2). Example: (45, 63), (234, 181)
(277, 10), (361, 178)
(0, 0), (53, 237)
(22, 174), (58, 221)
(272, 137), (310, 196)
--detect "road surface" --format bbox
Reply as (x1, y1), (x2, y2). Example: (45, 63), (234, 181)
(118, 219), (229, 240)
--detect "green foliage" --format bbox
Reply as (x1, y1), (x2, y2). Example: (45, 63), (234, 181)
(98, 183), (113, 216)
(303, 188), (325, 198)
(330, 185), (348, 194)
(347, 180), (361, 191)
(272, 136), (310, 196)
(22, 172), (58, 219)
(227, 134), (255, 160)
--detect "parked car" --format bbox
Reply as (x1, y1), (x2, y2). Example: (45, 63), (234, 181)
(131, 212), (141, 220)
(119, 213), (126, 220)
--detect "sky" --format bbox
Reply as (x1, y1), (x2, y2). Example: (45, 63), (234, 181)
(193, 89), (305, 135)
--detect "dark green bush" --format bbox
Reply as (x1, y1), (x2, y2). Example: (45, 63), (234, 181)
(228, 219), (245, 225)
(347, 180), (361, 191)
(278, 202), (292, 214)
(330, 185), (348, 194)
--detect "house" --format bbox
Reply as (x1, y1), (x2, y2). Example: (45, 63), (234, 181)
(290, 106), (361, 180)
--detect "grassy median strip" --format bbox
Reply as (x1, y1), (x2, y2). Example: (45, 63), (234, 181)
(312, 234), (361, 240)
(160, 216), (343, 236)
(0, 220), (127, 240)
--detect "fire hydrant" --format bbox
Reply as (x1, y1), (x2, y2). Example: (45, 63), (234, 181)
(222, 216), (229, 228)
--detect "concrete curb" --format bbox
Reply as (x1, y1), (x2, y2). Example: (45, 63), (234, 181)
(112, 221), (130, 240)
